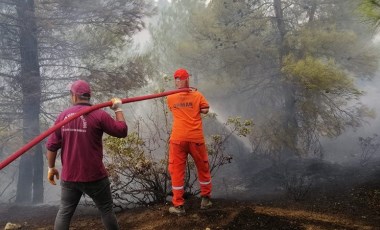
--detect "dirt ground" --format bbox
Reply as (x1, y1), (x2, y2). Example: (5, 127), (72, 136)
(1, 180), (379, 230)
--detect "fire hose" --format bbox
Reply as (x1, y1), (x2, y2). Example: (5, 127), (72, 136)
(0, 88), (190, 170)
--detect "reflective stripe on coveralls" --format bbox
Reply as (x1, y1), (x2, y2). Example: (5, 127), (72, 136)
(172, 181), (211, 191)
(172, 186), (184, 190)
(199, 180), (211, 185)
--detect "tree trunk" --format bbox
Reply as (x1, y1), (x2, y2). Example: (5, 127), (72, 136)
(273, 0), (287, 62)
(273, 0), (298, 155)
(308, 2), (317, 22)
(15, 0), (43, 204)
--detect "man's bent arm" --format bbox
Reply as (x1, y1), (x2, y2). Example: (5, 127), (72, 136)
(114, 110), (125, 122)
(47, 150), (57, 168)
(201, 108), (209, 114)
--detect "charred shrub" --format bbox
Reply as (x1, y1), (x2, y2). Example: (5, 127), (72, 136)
(283, 173), (313, 201)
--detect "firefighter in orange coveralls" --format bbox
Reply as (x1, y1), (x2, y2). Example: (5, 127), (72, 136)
(166, 68), (212, 215)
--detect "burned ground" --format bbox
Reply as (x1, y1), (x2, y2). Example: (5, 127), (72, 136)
(1, 159), (379, 230)
(1, 179), (379, 230)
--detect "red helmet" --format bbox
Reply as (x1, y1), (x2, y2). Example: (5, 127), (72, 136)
(173, 68), (190, 80)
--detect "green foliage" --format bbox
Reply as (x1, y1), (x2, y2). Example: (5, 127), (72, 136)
(286, 25), (379, 77)
(149, 0), (207, 73)
(282, 55), (360, 95)
(288, 26), (357, 57)
(105, 133), (145, 159)
(278, 52), (374, 155)
(358, 0), (380, 26)
(226, 117), (254, 137)
(105, 132), (169, 207)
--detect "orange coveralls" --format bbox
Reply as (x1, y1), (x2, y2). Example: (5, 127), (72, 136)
(167, 90), (212, 207)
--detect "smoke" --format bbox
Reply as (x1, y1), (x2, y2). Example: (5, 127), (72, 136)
(3, 0), (380, 206)
(322, 73), (380, 164)
(0, 166), (17, 203)
(319, 34), (380, 163)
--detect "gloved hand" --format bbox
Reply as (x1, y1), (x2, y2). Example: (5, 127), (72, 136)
(47, 167), (60, 185)
(110, 98), (122, 112)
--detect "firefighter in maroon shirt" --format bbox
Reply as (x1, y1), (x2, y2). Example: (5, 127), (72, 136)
(46, 80), (127, 230)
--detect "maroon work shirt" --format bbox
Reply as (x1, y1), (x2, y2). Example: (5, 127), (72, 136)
(46, 103), (128, 182)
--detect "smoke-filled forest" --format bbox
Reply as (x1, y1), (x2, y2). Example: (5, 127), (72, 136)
(0, 0), (380, 229)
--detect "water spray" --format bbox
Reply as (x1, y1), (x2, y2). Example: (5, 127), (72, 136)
(0, 88), (190, 170)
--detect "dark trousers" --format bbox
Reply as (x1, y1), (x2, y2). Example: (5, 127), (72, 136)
(54, 177), (119, 230)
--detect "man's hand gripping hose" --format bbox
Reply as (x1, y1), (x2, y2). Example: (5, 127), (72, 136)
(110, 98), (122, 112)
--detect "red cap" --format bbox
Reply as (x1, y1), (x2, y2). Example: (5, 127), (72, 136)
(173, 68), (190, 80)
(70, 80), (91, 96)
